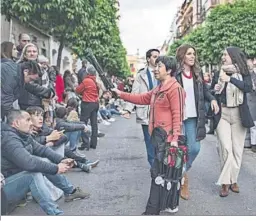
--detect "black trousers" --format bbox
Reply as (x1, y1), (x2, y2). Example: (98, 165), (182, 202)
(80, 101), (99, 149)
(145, 159), (162, 215)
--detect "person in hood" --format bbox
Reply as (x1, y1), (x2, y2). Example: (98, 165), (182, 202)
(75, 65), (99, 150)
(112, 56), (185, 215)
(1, 60), (43, 119)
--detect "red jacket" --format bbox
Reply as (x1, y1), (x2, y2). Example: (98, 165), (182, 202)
(75, 75), (99, 102)
(120, 77), (185, 142)
(55, 75), (64, 103)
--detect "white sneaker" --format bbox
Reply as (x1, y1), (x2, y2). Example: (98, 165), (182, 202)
(163, 207), (179, 213)
(108, 118), (116, 122)
(102, 120), (111, 125)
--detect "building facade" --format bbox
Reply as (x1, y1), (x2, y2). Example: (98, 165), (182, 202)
(1, 16), (80, 74)
(175, 0), (235, 39)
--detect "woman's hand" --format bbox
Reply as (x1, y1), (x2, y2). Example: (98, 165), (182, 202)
(170, 141), (178, 147)
(211, 100), (219, 114)
(220, 72), (231, 82)
(111, 88), (121, 97)
(214, 84), (221, 92)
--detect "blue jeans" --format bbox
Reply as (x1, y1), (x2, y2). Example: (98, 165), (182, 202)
(100, 109), (111, 119)
(3, 171), (74, 215)
(184, 117), (201, 171)
(142, 125), (154, 167)
(65, 131), (90, 151)
(108, 108), (121, 116)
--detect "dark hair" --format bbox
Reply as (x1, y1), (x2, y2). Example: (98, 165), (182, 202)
(63, 70), (71, 79)
(51, 65), (60, 75)
(67, 98), (78, 109)
(226, 47), (250, 75)
(82, 60), (88, 67)
(155, 56), (177, 76)
(21, 60), (42, 77)
(55, 107), (67, 119)
(26, 106), (44, 115)
(176, 44), (202, 82)
(6, 110), (26, 125)
(146, 49), (160, 60)
(1, 41), (15, 59)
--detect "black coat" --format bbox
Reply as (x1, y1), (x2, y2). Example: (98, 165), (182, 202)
(1, 62), (53, 118)
(1, 123), (64, 178)
(32, 124), (68, 147)
(210, 72), (254, 129)
(18, 72), (55, 110)
(55, 118), (85, 132)
(176, 71), (216, 141)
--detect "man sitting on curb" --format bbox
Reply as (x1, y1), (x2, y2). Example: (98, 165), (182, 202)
(1, 110), (90, 215)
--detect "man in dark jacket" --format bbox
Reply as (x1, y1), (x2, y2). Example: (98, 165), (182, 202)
(77, 60), (88, 84)
(1, 110), (90, 215)
(26, 106), (99, 172)
(1, 61), (52, 119)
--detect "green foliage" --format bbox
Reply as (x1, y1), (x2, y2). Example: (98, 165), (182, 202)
(168, 0), (256, 64)
(73, 0), (130, 77)
(1, 0), (130, 77)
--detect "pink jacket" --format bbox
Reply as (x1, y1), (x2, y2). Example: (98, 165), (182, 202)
(120, 77), (185, 142)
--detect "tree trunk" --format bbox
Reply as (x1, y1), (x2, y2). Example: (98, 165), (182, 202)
(57, 39), (64, 70)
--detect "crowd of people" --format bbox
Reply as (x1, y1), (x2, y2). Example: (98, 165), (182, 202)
(0, 33), (133, 215)
(1, 33), (256, 216)
(113, 46), (256, 214)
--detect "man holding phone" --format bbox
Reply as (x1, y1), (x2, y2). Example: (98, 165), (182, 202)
(1, 110), (90, 215)
(26, 106), (99, 172)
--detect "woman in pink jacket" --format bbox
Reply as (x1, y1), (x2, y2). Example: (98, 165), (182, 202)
(112, 56), (185, 215)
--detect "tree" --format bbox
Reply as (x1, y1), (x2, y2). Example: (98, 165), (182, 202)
(204, 0), (256, 64)
(1, 0), (93, 68)
(168, 0), (256, 65)
(73, 0), (130, 77)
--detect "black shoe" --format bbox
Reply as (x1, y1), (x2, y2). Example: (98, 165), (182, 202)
(97, 132), (105, 138)
(207, 131), (214, 135)
(252, 145), (256, 153)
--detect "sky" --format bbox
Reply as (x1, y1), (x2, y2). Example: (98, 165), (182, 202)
(119, 0), (184, 56)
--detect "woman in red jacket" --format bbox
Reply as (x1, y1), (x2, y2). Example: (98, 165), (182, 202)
(76, 65), (99, 150)
(112, 56), (185, 215)
(54, 66), (65, 103)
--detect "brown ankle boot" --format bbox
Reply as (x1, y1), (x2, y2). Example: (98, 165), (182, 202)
(219, 184), (230, 197)
(180, 173), (189, 200)
(230, 183), (239, 193)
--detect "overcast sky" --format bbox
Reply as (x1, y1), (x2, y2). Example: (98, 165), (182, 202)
(119, 0), (184, 56)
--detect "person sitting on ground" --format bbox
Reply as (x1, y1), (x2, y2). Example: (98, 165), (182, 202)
(66, 98), (105, 150)
(1, 110), (90, 215)
(55, 106), (89, 155)
(26, 106), (99, 172)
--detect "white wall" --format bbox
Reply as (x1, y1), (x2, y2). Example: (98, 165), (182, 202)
(50, 38), (73, 74)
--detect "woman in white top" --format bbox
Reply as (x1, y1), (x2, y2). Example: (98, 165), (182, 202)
(175, 44), (219, 200)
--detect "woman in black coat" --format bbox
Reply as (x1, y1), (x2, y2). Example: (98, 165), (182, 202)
(175, 44), (219, 200)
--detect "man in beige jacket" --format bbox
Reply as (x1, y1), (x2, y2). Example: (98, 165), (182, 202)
(123, 49), (160, 166)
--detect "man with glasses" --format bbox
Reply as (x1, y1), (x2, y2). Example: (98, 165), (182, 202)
(123, 49), (160, 167)
(16, 33), (31, 58)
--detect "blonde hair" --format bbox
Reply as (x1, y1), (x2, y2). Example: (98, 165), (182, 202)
(17, 43), (39, 63)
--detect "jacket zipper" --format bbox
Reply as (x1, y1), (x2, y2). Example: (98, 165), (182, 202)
(152, 86), (162, 129)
